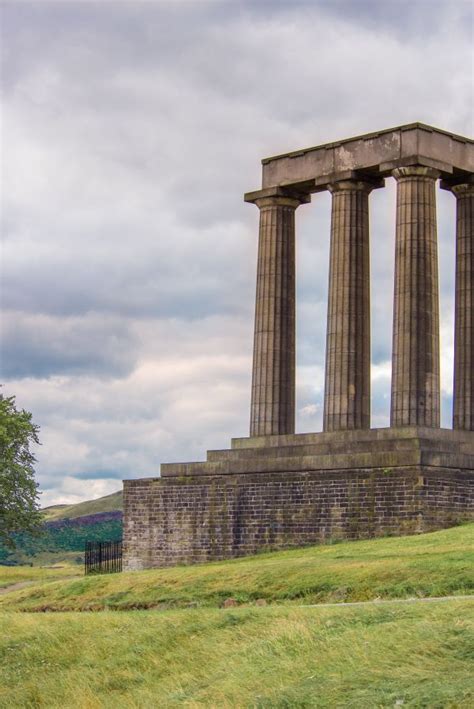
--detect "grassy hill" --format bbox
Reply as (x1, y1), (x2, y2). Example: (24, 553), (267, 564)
(0, 524), (473, 707)
(0, 490), (123, 567)
(1, 522), (472, 612)
(42, 490), (123, 521)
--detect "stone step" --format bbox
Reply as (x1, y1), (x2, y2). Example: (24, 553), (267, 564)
(161, 449), (474, 478)
(231, 426), (474, 450)
(207, 436), (468, 463)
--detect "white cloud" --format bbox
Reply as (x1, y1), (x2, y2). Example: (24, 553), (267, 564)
(1, 0), (471, 503)
(40, 477), (120, 509)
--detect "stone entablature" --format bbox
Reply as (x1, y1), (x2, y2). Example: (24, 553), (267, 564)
(258, 123), (473, 193)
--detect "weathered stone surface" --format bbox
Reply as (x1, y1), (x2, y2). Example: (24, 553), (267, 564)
(247, 192), (303, 436)
(323, 179), (381, 432)
(123, 427), (474, 570)
(123, 460), (474, 571)
(160, 427), (474, 477)
(222, 598), (238, 608)
(450, 181), (474, 430)
(230, 425), (474, 449)
(390, 166), (440, 427)
(258, 123), (473, 192)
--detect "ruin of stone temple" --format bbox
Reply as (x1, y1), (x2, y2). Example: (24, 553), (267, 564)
(123, 123), (474, 570)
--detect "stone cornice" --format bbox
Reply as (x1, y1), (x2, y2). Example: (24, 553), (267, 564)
(252, 123), (473, 195)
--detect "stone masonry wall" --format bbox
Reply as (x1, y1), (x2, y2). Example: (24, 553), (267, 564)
(123, 467), (474, 570)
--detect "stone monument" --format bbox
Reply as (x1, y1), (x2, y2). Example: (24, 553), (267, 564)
(123, 123), (474, 570)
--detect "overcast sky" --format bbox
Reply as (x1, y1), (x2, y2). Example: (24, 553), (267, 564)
(1, 0), (473, 506)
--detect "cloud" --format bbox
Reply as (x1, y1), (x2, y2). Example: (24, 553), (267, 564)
(4, 316), (253, 503)
(1, 311), (139, 378)
(1, 0), (471, 504)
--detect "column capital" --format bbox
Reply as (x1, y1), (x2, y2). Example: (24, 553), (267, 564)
(244, 186), (311, 208)
(392, 165), (440, 180)
(314, 169), (384, 194)
(440, 176), (474, 197)
(327, 177), (384, 194)
(452, 182), (474, 197)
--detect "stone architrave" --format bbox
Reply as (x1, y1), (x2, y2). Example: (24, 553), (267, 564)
(247, 190), (309, 437)
(323, 178), (382, 432)
(451, 181), (474, 430)
(390, 166), (441, 427)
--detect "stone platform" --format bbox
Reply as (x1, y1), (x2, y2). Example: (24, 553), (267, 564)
(123, 427), (474, 570)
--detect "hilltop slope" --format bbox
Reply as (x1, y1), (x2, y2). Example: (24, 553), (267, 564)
(0, 490), (123, 566)
(1, 524), (473, 707)
(1, 522), (472, 611)
(42, 490), (123, 521)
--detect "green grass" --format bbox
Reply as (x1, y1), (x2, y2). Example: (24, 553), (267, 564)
(0, 513), (122, 567)
(0, 565), (81, 590)
(0, 490), (122, 567)
(1, 525), (473, 706)
(1, 599), (473, 707)
(0, 550), (85, 568)
(1, 523), (473, 612)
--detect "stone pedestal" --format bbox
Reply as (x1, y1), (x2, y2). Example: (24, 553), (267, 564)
(248, 192), (307, 437)
(323, 179), (380, 432)
(391, 166), (441, 427)
(451, 182), (474, 430)
(123, 427), (474, 570)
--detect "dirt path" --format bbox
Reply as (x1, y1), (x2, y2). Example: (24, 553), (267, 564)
(0, 574), (82, 596)
(0, 581), (35, 595)
(301, 594), (474, 608)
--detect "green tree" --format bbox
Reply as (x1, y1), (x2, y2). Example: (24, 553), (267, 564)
(0, 395), (42, 547)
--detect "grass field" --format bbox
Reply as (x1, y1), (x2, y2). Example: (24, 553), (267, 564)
(1, 523), (472, 612)
(1, 599), (473, 707)
(1, 524), (473, 707)
(0, 564), (80, 590)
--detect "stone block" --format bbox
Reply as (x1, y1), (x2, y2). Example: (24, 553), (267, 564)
(123, 428), (474, 570)
(260, 123), (473, 191)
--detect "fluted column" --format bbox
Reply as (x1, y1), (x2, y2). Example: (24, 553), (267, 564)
(249, 193), (306, 437)
(390, 166), (441, 427)
(451, 181), (474, 430)
(323, 179), (378, 432)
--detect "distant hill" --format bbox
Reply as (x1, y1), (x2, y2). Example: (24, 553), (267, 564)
(0, 490), (123, 566)
(42, 490), (123, 521)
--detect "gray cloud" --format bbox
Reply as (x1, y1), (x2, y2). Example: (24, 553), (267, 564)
(1, 0), (471, 503)
(0, 312), (139, 379)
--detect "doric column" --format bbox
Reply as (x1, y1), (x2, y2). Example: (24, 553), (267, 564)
(390, 166), (441, 427)
(246, 189), (308, 437)
(323, 178), (380, 432)
(450, 180), (474, 430)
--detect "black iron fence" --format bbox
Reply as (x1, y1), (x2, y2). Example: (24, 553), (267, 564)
(85, 540), (122, 575)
